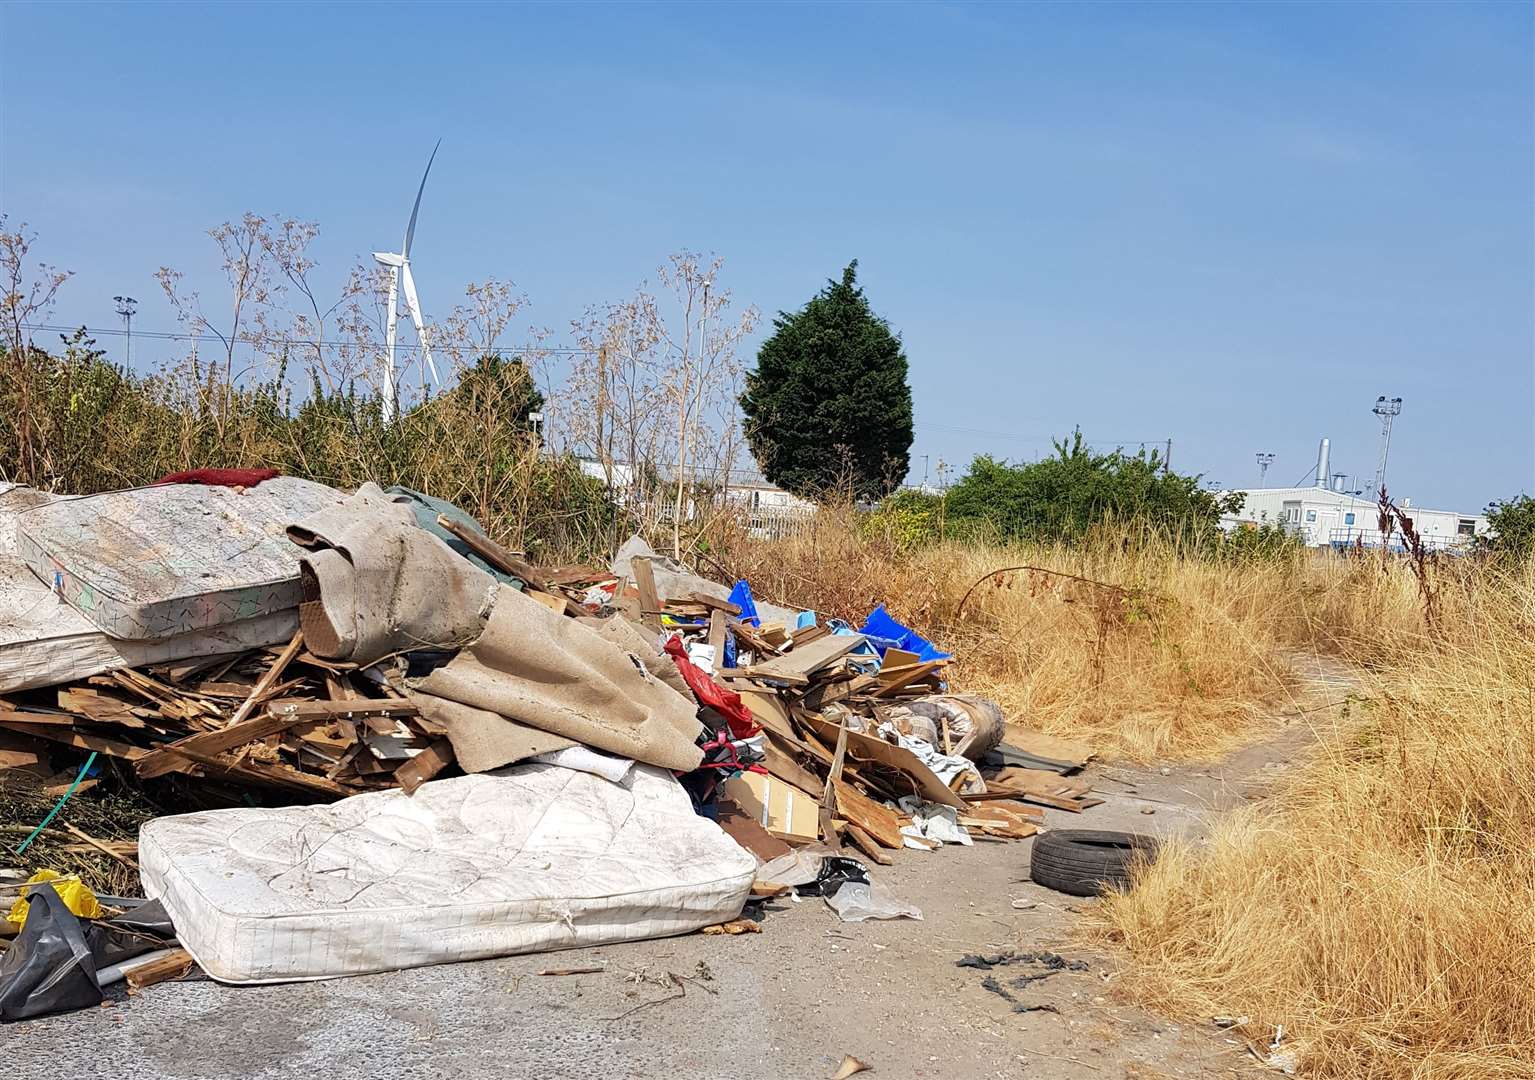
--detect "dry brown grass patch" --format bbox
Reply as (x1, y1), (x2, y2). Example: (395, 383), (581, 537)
(1090, 564), (1535, 1080)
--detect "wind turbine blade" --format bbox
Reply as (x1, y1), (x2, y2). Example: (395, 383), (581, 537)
(401, 262), (440, 388)
(402, 138), (441, 259)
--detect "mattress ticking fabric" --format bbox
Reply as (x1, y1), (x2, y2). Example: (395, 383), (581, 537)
(15, 477), (342, 640)
(139, 762), (755, 983)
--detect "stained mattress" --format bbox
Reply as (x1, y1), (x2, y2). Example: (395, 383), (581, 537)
(15, 477), (344, 639)
(0, 485), (296, 691)
(138, 762), (756, 983)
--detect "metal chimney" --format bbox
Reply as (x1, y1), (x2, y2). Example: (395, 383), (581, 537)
(1315, 438), (1330, 489)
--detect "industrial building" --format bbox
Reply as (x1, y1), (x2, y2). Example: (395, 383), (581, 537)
(1219, 438), (1489, 551)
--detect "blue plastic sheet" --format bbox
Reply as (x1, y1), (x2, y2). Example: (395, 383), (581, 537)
(728, 580), (761, 627)
(857, 605), (952, 663)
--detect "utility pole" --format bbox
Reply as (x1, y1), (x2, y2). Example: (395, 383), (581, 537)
(921, 454), (930, 490)
(113, 295), (137, 367)
(1371, 396), (1403, 496)
(1255, 452), (1275, 486)
(1163, 438), (1172, 476)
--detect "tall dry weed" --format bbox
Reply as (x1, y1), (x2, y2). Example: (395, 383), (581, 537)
(1091, 562), (1535, 1080)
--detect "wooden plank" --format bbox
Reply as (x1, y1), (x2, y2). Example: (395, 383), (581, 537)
(64, 821), (139, 869)
(688, 591), (741, 616)
(995, 732), (1093, 771)
(870, 660), (944, 698)
(434, 513), (547, 589)
(735, 689), (798, 742)
(745, 633), (865, 681)
(876, 648), (923, 676)
(818, 719), (849, 848)
(125, 948), (195, 992)
(831, 779), (903, 848)
(763, 738), (824, 796)
(393, 738), (454, 794)
(165, 747), (352, 798)
(716, 796), (792, 861)
(224, 630), (304, 730)
(0, 708), (78, 726)
(135, 702), (341, 780)
(540, 564), (608, 587)
(845, 823), (895, 866)
(788, 624), (829, 648)
(708, 610), (727, 664)
(0, 748), (45, 770)
(0, 721), (147, 761)
(525, 589), (569, 615)
(631, 556), (663, 630)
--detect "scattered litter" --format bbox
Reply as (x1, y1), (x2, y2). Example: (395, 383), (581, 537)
(537, 965), (606, 976)
(701, 918), (761, 935)
(825, 880), (922, 922)
(831, 1055), (871, 1079)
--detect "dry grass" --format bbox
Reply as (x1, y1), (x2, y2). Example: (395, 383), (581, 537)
(1090, 562), (1535, 1080)
(721, 510), (1408, 761)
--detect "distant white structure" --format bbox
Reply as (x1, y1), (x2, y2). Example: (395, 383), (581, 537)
(374, 140), (443, 418)
(1219, 438), (1488, 551)
(574, 457), (816, 538)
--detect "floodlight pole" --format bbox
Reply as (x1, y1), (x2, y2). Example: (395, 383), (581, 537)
(113, 295), (137, 367)
(1371, 396), (1403, 496)
(1255, 452), (1275, 486)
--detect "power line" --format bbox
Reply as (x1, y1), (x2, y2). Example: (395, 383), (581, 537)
(19, 321), (596, 356)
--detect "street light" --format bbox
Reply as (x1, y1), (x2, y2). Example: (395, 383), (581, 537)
(1371, 396), (1403, 496)
(113, 296), (138, 367)
(1255, 452), (1275, 486)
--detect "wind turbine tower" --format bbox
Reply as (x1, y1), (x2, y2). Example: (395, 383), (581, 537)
(374, 140), (443, 419)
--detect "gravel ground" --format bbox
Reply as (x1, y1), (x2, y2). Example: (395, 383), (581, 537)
(7, 689), (1332, 1080)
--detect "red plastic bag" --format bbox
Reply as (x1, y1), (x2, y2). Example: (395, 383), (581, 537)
(662, 635), (759, 740)
(154, 467), (279, 488)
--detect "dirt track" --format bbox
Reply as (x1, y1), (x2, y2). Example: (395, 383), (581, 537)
(8, 668), (1346, 1080)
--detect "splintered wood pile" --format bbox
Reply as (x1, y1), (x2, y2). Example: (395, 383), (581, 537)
(0, 630), (447, 803)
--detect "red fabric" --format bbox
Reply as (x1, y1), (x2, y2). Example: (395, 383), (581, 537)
(663, 634), (760, 740)
(154, 468), (280, 488)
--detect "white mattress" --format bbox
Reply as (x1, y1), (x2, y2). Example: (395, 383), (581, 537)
(138, 762), (756, 984)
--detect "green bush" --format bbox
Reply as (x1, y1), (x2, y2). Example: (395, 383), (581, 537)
(943, 432), (1238, 546)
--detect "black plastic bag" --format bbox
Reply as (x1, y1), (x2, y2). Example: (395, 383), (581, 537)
(795, 855), (870, 897)
(0, 885), (103, 1021)
(87, 898), (178, 970)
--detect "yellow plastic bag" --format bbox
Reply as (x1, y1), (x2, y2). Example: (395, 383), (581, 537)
(6, 870), (102, 929)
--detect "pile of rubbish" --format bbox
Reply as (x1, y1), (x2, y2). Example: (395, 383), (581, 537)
(0, 473), (1100, 1014)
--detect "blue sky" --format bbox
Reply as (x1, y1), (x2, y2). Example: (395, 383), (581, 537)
(2, 1), (1530, 510)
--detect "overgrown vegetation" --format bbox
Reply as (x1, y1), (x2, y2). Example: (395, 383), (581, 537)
(1091, 562), (1535, 1080)
(0, 333), (617, 559)
(1479, 492), (1535, 558)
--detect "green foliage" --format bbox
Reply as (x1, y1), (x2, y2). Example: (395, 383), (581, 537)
(1212, 521), (1305, 564)
(944, 432), (1238, 545)
(1477, 494), (1535, 559)
(0, 341), (616, 561)
(740, 261), (913, 502)
(862, 488), (943, 551)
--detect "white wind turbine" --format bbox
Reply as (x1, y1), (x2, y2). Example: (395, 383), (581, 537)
(374, 139), (442, 419)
